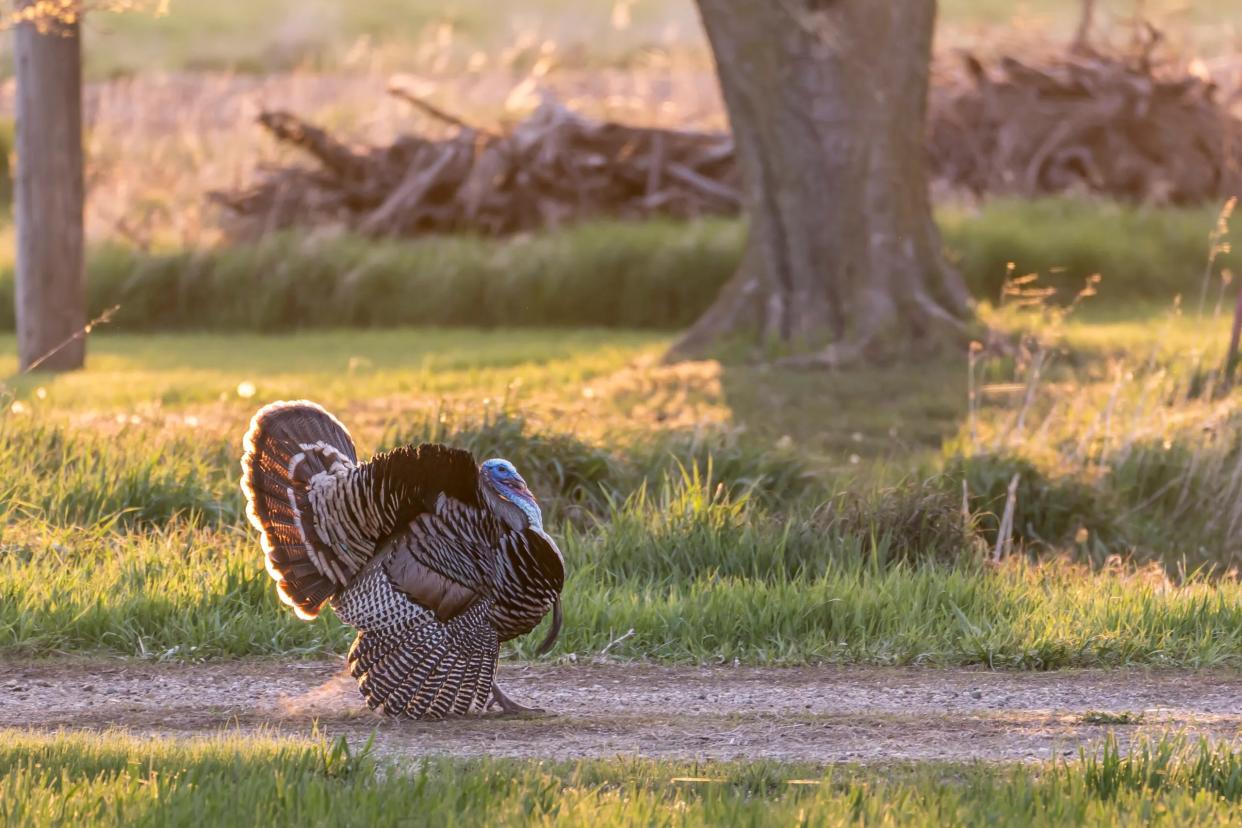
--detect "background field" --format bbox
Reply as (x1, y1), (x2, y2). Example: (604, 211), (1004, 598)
(48, 0), (1242, 77)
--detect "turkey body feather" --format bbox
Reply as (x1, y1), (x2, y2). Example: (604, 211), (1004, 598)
(241, 400), (563, 719)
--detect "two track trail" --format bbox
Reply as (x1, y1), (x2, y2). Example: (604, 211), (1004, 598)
(3, 659), (1239, 763)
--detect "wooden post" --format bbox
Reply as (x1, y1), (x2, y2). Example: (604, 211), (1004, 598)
(13, 8), (86, 372)
(1224, 280), (1242, 391)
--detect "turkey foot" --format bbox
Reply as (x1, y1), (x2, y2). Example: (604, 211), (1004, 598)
(488, 684), (545, 715)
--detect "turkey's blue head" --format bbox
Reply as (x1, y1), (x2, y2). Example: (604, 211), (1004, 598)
(481, 458), (543, 531)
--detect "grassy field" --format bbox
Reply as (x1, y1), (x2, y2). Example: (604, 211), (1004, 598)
(2, 729), (1240, 826)
(6, 509), (1240, 665)
(2, 307), (1241, 666)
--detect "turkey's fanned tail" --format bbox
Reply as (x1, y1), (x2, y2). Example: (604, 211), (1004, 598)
(240, 400), (359, 619)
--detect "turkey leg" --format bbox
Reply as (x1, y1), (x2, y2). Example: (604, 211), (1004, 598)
(488, 684), (544, 715)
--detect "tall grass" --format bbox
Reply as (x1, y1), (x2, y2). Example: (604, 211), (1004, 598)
(0, 406), (816, 534)
(0, 221), (744, 332)
(3, 468), (1239, 666)
(0, 201), (1235, 332)
(944, 203), (1242, 569)
(0, 420), (238, 529)
(1, 730), (1239, 827)
(382, 407), (819, 521)
(941, 199), (1242, 303)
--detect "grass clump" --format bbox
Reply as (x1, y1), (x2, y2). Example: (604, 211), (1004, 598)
(1079, 735), (1242, 802)
(0, 420), (237, 529)
(950, 343), (1242, 568)
(946, 241), (1242, 569)
(940, 198), (1242, 303)
(0, 521), (349, 659)
(382, 406), (821, 523)
(1, 730), (1239, 827)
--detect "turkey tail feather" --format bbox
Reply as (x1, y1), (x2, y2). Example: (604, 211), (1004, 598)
(240, 400), (358, 619)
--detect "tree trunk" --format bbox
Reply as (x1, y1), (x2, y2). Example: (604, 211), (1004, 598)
(14, 10), (86, 372)
(669, 0), (970, 365)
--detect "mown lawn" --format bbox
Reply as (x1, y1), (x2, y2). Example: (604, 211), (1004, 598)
(2, 729), (1240, 827)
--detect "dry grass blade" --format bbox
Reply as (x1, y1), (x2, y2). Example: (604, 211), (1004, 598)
(993, 472), (1021, 562)
(19, 305), (121, 375)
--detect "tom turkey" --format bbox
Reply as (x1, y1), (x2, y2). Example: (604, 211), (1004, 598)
(240, 400), (563, 719)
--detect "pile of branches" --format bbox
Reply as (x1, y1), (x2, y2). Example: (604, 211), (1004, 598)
(213, 43), (1242, 239)
(929, 43), (1242, 204)
(210, 92), (739, 239)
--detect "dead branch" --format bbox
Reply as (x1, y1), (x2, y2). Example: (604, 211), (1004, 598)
(212, 40), (1242, 240)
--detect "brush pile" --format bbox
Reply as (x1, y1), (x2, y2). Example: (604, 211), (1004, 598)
(929, 42), (1242, 204)
(210, 93), (739, 239)
(212, 41), (1242, 239)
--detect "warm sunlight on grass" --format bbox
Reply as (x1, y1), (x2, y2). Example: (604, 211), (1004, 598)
(1, 729), (1240, 826)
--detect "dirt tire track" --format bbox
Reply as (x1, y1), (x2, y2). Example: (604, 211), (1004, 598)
(2, 659), (1239, 763)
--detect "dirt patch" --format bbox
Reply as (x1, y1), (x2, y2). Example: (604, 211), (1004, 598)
(2, 659), (1238, 764)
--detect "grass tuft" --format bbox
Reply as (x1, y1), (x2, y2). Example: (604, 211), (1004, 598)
(0, 730), (1239, 826)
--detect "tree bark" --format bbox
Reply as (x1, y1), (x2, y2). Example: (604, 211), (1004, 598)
(14, 9), (86, 372)
(669, 0), (970, 365)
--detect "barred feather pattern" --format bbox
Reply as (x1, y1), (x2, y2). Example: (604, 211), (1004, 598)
(490, 528), (563, 642)
(243, 400), (562, 719)
(398, 504), (496, 592)
(396, 499), (563, 642)
(300, 443), (473, 585)
(335, 556), (498, 719)
(240, 400), (361, 619)
(306, 457), (408, 580)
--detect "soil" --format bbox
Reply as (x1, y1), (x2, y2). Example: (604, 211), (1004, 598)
(2, 659), (1238, 764)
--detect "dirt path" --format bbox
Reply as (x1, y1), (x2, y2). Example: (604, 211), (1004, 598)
(2, 659), (1238, 764)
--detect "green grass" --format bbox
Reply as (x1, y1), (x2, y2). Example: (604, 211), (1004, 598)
(3, 460), (1240, 666)
(941, 199), (1242, 305)
(0, 327), (665, 412)
(67, 221), (741, 333)
(1, 314), (1241, 665)
(0, 201), (1232, 334)
(2, 729), (1240, 827)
